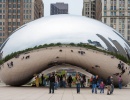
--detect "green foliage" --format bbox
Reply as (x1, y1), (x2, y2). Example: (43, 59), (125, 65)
(1, 43), (130, 65)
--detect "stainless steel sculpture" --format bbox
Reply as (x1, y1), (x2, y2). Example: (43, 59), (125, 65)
(0, 15), (130, 86)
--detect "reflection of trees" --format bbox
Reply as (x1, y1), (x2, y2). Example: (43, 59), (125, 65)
(0, 42), (129, 65)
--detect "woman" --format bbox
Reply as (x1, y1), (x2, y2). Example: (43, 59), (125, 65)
(35, 75), (39, 87)
(76, 74), (81, 93)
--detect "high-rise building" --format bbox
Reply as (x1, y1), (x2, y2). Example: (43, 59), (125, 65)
(50, 2), (68, 15)
(102, 0), (130, 43)
(0, 0), (44, 46)
(82, 0), (102, 20)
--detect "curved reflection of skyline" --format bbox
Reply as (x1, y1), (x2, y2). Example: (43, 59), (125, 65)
(0, 15), (130, 58)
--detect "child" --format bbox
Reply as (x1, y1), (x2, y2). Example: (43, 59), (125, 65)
(100, 81), (105, 93)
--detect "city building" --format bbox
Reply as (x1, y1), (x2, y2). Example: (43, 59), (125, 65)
(0, 15), (130, 86)
(82, 0), (102, 20)
(50, 2), (68, 15)
(102, 0), (130, 43)
(0, 0), (44, 46)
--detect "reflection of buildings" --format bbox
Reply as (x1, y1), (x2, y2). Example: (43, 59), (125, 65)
(88, 39), (102, 47)
(82, 0), (102, 20)
(50, 3), (68, 15)
(0, 0), (44, 45)
(102, 0), (130, 43)
(83, 0), (130, 43)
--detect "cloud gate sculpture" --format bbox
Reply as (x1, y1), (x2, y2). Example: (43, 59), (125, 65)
(0, 15), (130, 86)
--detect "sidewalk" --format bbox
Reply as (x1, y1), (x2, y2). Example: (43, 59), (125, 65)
(0, 86), (130, 100)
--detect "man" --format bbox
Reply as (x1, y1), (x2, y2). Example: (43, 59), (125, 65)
(92, 75), (98, 94)
(49, 73), (55, 94)
(106, 76), (112, 95)
(41, 74), (45, 86)
(110, 76), (114, 94)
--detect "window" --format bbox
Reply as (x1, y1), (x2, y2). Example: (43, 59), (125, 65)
(104, 6), (106, 10)
(0, 15), (2, 19)
(0, 33), (2, 36)
(104, 11), (107, 16)
(111, 6), (113, 10)
(18, 4), (20, 8)
(104, 18), (107, 23)
(13, 4), (16, 8)
(0, 22), (2, 25)
(0, 27), (2, 30)
(0, 4), (2, 8)
(114, 6), (116, 10)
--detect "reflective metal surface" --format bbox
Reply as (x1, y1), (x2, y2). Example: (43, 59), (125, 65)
(0, 15), (130, 58)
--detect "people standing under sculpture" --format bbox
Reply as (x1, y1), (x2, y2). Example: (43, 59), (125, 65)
(35, 75), (39, 87)
(67, 75), (73, 88)
(60, 75), (63, 87)
(90, 76), (93, 88)
(41, 74), (45, 86)
(118, 75), (122, 89)
(100, 81), (105, 93)
(55, 74), (58, 90)
(92, 75), (98, 94)
(80, 75), (84, 88)
(106, 76), (112, 95)
(76, 74), (81, 93)
(63, 74), (66, 88)
(49, 73), (55, 94)
(110, 76), (114, 94)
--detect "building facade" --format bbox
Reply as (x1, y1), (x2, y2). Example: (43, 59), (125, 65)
(82, 0), (102, 20)
(0, 0), (44, 45)
(50, 2), (68, 15)
(102, 0), (130, 43)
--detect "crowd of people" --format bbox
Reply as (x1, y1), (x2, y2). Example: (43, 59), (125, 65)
(33, 72), (123, 95)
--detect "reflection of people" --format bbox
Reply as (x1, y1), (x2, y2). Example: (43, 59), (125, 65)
(35, 75), (39, 87)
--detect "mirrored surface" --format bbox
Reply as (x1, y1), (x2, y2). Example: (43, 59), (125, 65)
(0, 15), (130, 58)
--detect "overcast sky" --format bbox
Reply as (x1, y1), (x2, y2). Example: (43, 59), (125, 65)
(43, 0), (83, 16)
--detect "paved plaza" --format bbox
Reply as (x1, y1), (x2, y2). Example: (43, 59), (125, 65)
(0, 86), (130, 100)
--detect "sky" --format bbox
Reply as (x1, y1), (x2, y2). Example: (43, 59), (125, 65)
(43, 0), (83, 16)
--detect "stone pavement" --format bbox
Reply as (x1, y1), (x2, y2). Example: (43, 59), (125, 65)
(0, 86), (130, 100)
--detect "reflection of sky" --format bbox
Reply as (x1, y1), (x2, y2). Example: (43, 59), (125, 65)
(1, 15), (130, 57)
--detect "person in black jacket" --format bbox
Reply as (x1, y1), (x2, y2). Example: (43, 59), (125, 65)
(67, 75), (73, 88)
(49, 73), (55, 94)
(106, 76), (112, 95)
(92, 75), (98, 94)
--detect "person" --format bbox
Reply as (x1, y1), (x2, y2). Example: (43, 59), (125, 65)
(35, 75), (39, 87)
(90, 76), (93, 88)
(41, 74), (45, 86)
(106, 76), (112, 95)
(92, 75), (98, 94)
(110, 76), (114, 94)
(49, 73), (55, 94)
(100, 81), (105, 93)
(67, 75), (73, 88)
(118, 61), (122, 69)
(76, 74), (81, 93)
(55, 74), (58, 90)
(63, 74), (66, 88)
(118, 75), (122, 89)
(60, 75), (63, 87)
(80, 75), (84, 88)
